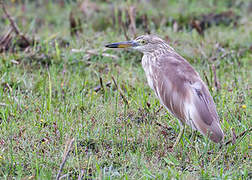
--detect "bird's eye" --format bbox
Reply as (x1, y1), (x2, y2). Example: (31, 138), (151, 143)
(141, 40), (146, 44)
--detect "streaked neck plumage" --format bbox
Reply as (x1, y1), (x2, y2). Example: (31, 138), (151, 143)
(143, 43), (175, 62)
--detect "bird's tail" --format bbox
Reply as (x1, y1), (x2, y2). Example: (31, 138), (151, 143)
(186, 82), (224, 143)
(189, 100), (224, 143)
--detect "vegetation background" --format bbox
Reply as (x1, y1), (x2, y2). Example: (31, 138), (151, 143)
(0, 0), (251, 179)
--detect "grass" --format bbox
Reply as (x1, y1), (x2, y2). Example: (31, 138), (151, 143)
(0, 0), (251, 179)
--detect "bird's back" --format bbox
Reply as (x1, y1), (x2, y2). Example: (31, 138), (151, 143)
(142, 51), (224, 143)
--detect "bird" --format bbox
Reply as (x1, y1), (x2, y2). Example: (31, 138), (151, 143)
(105, 35), (224, 148)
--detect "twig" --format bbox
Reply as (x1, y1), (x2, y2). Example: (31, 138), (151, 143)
(111, 76), (118, 89)
(56, 138), (75, 180)
(127, 6), (137, 38)
(111, 76), (129, 106)
(142, 14), (150, 34)
(203, 70), (210, 88)
(94, 81), (111, 92)
(224, 127), (252, 146)
(0, 28), (13, 44)
(117, 7), (129, 40)
(1, 2), (20, 35)
(122, 21), (130, 41)
(99, 53), (119, 60)
(99, 76), (104, 91)
(211, 64), (221, 91)
(1, 2), (30, 46)
(72, 49), (119, 60)
(71, 48), (85, 53)
(0, 28), (13, 52)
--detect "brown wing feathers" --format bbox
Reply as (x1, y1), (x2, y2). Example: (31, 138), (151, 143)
(190, 82), (224, 142)
(153, 54), (224, 143)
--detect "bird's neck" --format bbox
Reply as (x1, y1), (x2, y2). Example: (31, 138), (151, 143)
(145, 44), (175, 59)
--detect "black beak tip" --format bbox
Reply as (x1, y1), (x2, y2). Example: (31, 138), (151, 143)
(105, 43), (117, 48)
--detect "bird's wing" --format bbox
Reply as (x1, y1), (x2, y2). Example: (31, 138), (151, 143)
(186, 80), (224, 142)
(152, 54), (224, 142)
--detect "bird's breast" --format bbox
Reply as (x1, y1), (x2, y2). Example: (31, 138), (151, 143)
(141, 55), (157, 90)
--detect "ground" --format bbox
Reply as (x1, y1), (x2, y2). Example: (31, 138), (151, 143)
(0, 0), (251, 179)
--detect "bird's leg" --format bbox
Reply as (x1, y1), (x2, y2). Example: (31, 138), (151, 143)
(172, 126), (184, 149)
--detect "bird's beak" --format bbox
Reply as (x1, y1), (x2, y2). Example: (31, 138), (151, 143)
(105, 41), (139, 48)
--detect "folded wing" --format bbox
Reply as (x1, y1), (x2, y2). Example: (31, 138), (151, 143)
(151, 55), (224, 143)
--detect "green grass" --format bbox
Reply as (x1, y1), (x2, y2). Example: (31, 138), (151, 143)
(0, 0), (251, 179)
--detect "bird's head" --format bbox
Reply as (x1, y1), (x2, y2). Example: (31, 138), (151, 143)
(105, 35), (170, 53)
